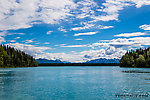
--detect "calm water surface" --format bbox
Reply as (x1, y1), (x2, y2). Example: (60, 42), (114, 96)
(0, 66), (150, 100)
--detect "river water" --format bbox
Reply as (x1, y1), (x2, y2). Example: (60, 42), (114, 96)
(0, 66), (150, 100)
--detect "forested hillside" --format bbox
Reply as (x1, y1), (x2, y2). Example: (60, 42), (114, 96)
(120, 48), (150, 68)
(0, 44), (38, 67)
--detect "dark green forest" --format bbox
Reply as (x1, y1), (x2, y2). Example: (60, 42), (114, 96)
(0, 44), (38, 67)
(120, 47), (150, 68)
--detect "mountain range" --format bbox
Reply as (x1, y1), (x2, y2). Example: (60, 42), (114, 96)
(36, 58), (120, 64)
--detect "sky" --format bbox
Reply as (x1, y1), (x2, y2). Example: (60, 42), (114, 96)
(0, 0), (150, 62)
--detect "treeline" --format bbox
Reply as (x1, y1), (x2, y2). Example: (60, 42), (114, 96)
(120, 47), (150, 68)
(0, 44), (38, 67)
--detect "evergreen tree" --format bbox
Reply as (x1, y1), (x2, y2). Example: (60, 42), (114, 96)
(120, 47), (150, 68)
(0, 44), (38, 67)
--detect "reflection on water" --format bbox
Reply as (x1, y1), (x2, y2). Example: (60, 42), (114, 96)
(0, 66), (150, 100)
(144, 78), (150, 80)
(122, 70), (150, 73)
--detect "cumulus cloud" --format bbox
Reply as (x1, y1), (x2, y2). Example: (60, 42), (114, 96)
(1, 0), (150, 63)
(10, 40), (16, 42)
(71, 23), (113, 31)
(7, 43), (52, 57)
(7, 36), (150, 63)
(39, 36), (150, 62)
(58, 26), (67, 32)
(14, 37), (20, 39)
(0, 31), (25, 36)
(46, 31), (53, 35)
(7, 33), (25, 35)
(0, 0), (76, 31)
(24, 39), (35, 43)
(54, 44), (67, 47)
(0, 31), (24, 43)
(132, 0), (150, 8)
(0, 37), (6, 43)
(36, 46), (126, 62)
(74, 32), (98, 36)
(90, 38), (135, 49)
(71, 24), (95, 31)
(0, 0), (150, 31)
(139, 24), (150, 30)
(88, 0), (150, 23)
(114, 32), (146, 37)
(91, 14), (119, 22)
(36, 52), (85, 63)
(98, 25), (114, 29)
(75, 39), (83, 40)
(90, 37), (150, 50)
(69, 0), (150, 32)
(43, 42), (50, 44)
(129, 37), (150, 46)
(61, 44), (87, 48)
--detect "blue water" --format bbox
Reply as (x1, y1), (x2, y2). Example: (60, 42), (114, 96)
(0, 66), (150, 100)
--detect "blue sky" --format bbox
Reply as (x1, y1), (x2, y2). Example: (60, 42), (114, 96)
(1, 0), (150, 62)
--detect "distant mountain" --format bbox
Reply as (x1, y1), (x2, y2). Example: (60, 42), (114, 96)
(85, 58), (120, 63)
(36, 58), (69, 64)
(37, 58), (120, 64)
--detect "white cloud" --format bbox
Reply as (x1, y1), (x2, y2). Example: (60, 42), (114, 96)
(55, 44), (67, 47)
(7, 43), (52, 57)
(90, 37), (150, 50)
(0, 31), (24, 43)
(71, 22), (114, 31)
(61, 44), (87, 48)
(0, 0), (76, 30)
(89, 0), (150, 22)
(98, 25), (114, 29)
(58, 27), (67, 32)
(35, 36), (150, 62)
(132, 0), (150, 8)
(7, 33), (25, 35)
(24, 39), (34, 43)
(75, 39), (83, 40)
(0, 31), (7, 36)
(139, 24), (150, 30)
(74, 32), (98, 36)
(35, 43), (40, 44)
(114, 32), (146, 37)
(71, 24), (95, 31)
(10, 40), (16, 42)
(36, 52), (85, 63)
(0, 37), (6, 43)
(33, 36), (150, 62)
(0, 0), (150, 31)
(43, 42), (50, 44)
(91, 14), (119, 22)
(75, 0), (97, 19)
(129, 37), (150, 46)
(36, 46), (126, 62)
(0, 31), (25, 36)
(46, 31), (53, 35)
(14, 37), (20, 39)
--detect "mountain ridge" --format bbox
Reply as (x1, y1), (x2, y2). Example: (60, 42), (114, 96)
(36, 58), (120, 64)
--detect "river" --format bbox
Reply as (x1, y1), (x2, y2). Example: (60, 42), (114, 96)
(0, 66), (150, 100)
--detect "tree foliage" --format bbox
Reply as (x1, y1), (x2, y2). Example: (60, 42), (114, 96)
(120, 47), (150, 68)
(0, 44), (38, 67)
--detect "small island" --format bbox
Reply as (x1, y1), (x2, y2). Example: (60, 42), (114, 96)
(0, 44), (38, 67)
(120, 47), (150, 68)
